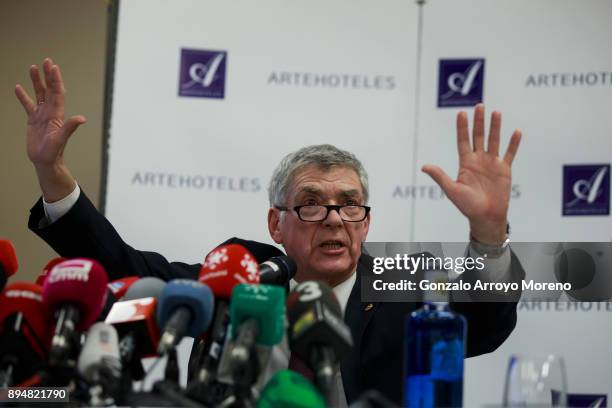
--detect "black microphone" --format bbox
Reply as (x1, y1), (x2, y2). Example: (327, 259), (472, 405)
(287, 280), (354, 405)
(259, 256), (297, 286)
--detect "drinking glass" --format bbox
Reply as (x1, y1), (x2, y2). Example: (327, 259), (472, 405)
(502, 354), (568, 407)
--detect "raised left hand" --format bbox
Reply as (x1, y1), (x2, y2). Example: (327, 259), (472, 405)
(422, 104), (522, 245)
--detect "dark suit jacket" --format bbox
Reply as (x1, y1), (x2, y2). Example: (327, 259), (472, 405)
(29, 191), (524, 405)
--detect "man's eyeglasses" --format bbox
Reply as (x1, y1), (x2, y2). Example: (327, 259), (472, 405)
(275, 204), (371, 222)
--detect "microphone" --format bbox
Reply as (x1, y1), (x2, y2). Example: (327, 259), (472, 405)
(259, 256), (297, 286)
(0, 240), (18, 290)
(257, 370), (325, 408)
(224, 283), (285, 402)
(98, 276), (142, 323)
(0, 282), (50, 386)
(287, 280), (354, 404)
(190, 244), (260, 391)
(105, 277), (165, 379)
(156, 279), (214, 355)
(35, 257), (67, 286)
(198, 244), (261, 295)
(77, 322), (123, 405)
(108, 276), (140, 300)
(123, 276), (166, 301)
(42, 258), (109, 365)
(229, 283), (285, 349)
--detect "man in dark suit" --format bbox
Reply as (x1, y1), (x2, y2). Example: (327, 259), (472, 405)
(17, 58), (523, 405)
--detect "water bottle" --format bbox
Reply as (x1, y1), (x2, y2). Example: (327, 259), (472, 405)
(403, 269), (466, 408)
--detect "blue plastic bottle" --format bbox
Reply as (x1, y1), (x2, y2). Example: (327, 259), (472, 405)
(403, 270), (467, 408)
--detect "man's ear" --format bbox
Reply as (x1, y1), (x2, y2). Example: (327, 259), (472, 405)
(268, 208), (283, 244)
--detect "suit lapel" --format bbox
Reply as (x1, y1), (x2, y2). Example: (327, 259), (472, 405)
(341, 254), (379, 402)
(344, 259), (379, 346)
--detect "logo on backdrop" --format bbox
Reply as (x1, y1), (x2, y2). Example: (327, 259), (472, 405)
(562, 164), (610, 216)
(178, 48), (227, 99)
(438, 58), (485, 108)
(267, 72), (396, 91)
(518, 301), (612, 312)
(131, 171), (261, 193)
(525, 71), (612, 88)
(391, 184), (521, 200)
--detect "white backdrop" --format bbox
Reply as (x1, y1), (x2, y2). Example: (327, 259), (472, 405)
(106, 0), (418, 263)
(105, 0), (612, 404)
(413, 1), (612, 405)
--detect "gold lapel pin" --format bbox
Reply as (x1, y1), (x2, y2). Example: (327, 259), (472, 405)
(364, 303), (374, 311)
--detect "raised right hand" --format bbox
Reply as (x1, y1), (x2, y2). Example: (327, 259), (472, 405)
(15, 58), (86, 202)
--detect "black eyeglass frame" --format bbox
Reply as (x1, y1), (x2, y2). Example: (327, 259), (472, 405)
(275, 204), (371, 222)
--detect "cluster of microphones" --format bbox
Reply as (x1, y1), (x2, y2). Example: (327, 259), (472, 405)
(0, 240), (387, 407)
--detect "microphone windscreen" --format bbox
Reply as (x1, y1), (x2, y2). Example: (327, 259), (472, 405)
(77, 322), (121, 380)
(42, 258), (109, 331)
(107, 276), (140, 300)
(198, 244), (260, 298)
(105, 297), (160, 357)
(36, 257), (67, 286)
(230, 283), (285, 346)
(157, 280), (215, 337)
(123, 277), (166, 300)
(0, 282), (50, 357)
(287, 280), (342, 324)
(257, 370), (325, 408)
(286, 280), (353, 363)
(259, 256), (297, 286)
(0, 240), (18, 280)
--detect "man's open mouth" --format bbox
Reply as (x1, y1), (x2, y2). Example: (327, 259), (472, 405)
(321, 240), (344, 249)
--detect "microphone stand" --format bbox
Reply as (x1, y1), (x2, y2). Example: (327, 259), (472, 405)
(217, 319), (261, 408)
(312, 346), (336, 406)
(151, 349), (207, 408)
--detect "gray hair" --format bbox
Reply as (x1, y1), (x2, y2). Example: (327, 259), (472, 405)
(268, 144), (369, 206)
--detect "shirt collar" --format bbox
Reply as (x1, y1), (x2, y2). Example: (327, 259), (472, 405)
(289, 271), (356, 317)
